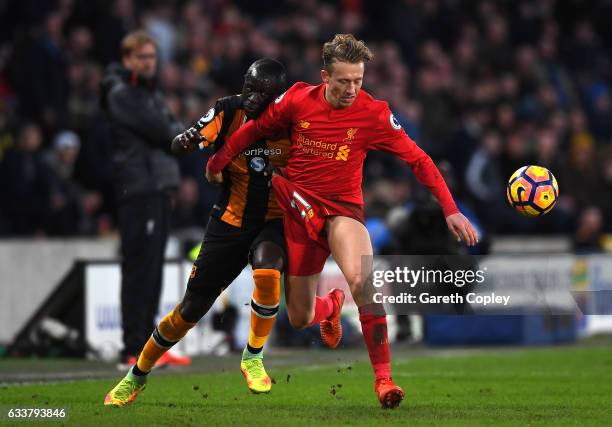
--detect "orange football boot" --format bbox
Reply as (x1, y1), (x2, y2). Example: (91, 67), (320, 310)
(375, 377), (405, 409)
(320, 288), (345, 348)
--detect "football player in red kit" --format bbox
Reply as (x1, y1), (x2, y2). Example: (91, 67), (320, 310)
(207, 34), (479, 408)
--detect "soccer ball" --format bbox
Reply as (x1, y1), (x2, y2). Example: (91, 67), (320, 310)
(506, 165), (559, 216)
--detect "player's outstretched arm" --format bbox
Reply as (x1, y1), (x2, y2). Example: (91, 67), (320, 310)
(407, 153), (481, 246)
(372, 109), (479, 246)
(208, 84), (298, 174)
(446, 213), (479, 246)
(207, 120), (263, 174)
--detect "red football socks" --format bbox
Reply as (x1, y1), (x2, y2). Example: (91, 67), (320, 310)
(358, 304), (391, 380)
(307, 295), (335, 327)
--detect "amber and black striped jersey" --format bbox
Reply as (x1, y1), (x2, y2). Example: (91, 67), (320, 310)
(194, 95), (290, 229)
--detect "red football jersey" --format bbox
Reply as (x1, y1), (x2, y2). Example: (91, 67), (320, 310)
(208, 82), (459, 217)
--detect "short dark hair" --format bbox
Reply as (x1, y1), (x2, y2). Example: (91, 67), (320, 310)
(322, 34), (373, 72)
(121, 30), (158, 57)
(245, 58), (287, 95)
(247, 58), (287, 85)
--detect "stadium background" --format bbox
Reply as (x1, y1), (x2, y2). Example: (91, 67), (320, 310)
(1, 0), (611, 242)
(0, 0), (611, 358)
(0, 1), (612, 425)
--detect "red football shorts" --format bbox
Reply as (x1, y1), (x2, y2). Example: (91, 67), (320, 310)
(271, 173), (364, 276)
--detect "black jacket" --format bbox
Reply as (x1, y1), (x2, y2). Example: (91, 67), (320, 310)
(100, 64), (182, 201)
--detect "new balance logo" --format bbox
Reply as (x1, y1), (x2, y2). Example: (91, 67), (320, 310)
(335, 145), (350, 161)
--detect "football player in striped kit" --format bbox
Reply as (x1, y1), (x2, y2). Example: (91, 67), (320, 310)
(105, 58), (292, 406)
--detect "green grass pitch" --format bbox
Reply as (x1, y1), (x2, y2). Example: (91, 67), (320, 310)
(1, 345), (611, 426)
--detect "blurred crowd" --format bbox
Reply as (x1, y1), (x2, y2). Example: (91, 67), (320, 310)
(0, 0), (611, 252)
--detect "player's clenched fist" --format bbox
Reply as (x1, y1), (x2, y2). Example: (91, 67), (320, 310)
(205, 161), (223, 184)
(171, 127), (203, 153)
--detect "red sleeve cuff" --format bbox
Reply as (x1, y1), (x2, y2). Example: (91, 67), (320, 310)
(207, 153), (223, 175)
(442, 204), (460, 218)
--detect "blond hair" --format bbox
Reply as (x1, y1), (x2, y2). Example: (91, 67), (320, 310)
(322, 34), (373, 72)
(121, 30), (158, 57)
